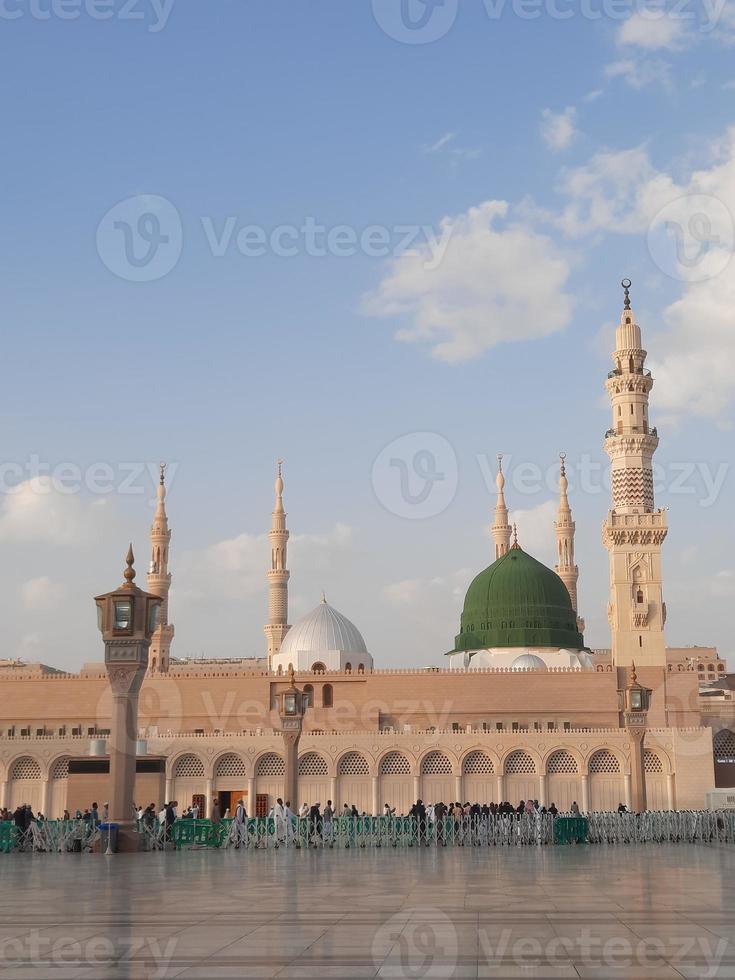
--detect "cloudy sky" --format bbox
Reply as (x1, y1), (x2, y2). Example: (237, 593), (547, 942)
(1, 0), (734, 671)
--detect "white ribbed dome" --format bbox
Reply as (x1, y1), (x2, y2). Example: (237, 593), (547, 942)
(511, 654), (547, 671)
(279, 599), (368, 660)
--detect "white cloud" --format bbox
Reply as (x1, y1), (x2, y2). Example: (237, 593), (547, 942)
(723, 80), (735, 90)
(422, 131), (481, 165)
(552, 146), (659, 237)
(604, 58), (673, 90)
(423, 132), (456, 154)
(19, 576), (68, 611)
(618, 11), (686, 50)
(510, 500), (558, 567)
(383, 570), (470, 608)
(0, 477), (106, 545)
(653, 262), (735, 419)
(710, 570), (735, 597)
(178, 522), (354, 603)
(364, 200), (574, 363)
(540, 107), (578, 152)
(583, 89), (604, 103)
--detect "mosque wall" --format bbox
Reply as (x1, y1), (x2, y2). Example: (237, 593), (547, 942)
(0, 728), (712, 817)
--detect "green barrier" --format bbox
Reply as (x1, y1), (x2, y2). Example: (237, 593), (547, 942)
(554, 816), (589, 844)
(0, 821), (18, 853)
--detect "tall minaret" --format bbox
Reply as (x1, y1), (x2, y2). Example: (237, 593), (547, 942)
(491, 454), (512, 560)
(603, 281), (668, 667)
(264, 461), (290, 667)
(554, 454), (584, 632)
(147, 463), (174, 674)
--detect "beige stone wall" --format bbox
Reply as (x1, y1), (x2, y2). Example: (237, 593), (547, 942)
(0, 727), (712, 816)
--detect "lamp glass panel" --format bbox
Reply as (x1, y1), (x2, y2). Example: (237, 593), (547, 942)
(114, 600), (132, 630)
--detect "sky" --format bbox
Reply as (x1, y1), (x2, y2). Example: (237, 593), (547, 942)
(1, 0), (734, 672)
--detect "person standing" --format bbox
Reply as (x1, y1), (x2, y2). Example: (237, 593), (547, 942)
(211, 798), (221, 824)
(234, 798), (247, 849)
(323, 800), (335, 847)
(272, 797), (287, 846)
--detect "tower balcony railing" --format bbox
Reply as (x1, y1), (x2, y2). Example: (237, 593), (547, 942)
(605, 426), (658, 439)
(607, 368), (652, 379)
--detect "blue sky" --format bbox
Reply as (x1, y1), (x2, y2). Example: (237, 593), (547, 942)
(1, 0), (734, 670)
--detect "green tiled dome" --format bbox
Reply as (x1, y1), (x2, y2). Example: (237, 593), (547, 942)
(451, 546), (584, 653)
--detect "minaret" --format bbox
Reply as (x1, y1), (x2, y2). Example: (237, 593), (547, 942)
(147, 464), (174, 674)
(555, 454), (584, 633)
(491, 455), (512, 560)
(603, 281), (668, 667)
(264, 461), (290, 668)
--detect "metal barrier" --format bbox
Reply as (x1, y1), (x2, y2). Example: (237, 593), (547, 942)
(0, 819), (99, 853)
(3, 812), (733, 853)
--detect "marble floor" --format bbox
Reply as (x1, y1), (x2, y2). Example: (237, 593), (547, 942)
(0, 845), (733, 979)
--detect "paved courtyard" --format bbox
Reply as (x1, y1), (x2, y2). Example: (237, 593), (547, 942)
(0, 845), (733, 979)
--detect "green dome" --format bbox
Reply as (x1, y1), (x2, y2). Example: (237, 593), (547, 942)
(451, 546), (584, 654)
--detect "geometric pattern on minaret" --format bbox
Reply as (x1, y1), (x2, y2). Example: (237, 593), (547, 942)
(491, 454), (512, 560)
(147, 463), (175, 674)
(264, 460), (290, 668)
(602, 281), (668, 667)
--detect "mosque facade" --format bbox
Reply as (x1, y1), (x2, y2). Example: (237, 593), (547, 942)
(0, 286), (732, 817)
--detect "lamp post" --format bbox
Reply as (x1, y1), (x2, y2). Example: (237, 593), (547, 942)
(94, 545), (162, 851)
(620, 663), (652, 813)
(277, 666), (306, 809)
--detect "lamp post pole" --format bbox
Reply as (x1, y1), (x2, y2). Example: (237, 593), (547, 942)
(278, 666), (305, 810)
(95, 545), (162, 852)
(620, 663), (652, 813)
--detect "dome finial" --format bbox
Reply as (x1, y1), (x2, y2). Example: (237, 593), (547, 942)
(512, 524), (520, 549)
(321, 591), (327, 604)
(159, 462), (166, 486)
(123, 543), (136, 585)
(622, 278), (632, 311)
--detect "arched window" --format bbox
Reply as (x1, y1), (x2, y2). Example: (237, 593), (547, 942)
(504, 751), (536, 774)
(637, 590), (644, 604)
(546, 750), (578, 774)
(589, 750), (621, 773)
(380, 752), (410, 775)
(256, 753), (285, 777)
(714, 730), (735, 763)
(345, 662), (352, 673)
(357, 663), (365, 674)
(311, 662), (326, 674)
(303, 684), (314, 708)
(322, 684), (333, 708)
(173, 754), (205, 778)
(298, 752), (328, 776)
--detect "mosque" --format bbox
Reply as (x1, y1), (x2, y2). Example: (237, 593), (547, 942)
(0, 285), (732, 819)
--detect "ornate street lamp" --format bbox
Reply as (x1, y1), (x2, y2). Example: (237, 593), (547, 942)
(620, 663), (652, 813)
(94, 545), (162, 850)
(277, 665), (306, 809)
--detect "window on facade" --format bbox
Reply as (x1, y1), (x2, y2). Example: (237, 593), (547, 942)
(322, 684), (333, 708)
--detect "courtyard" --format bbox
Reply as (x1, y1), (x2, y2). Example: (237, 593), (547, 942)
(0, 845), (733, 979)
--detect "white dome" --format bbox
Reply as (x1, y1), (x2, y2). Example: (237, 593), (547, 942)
(511, 654), (547, 671)
(278, 599), (368, 662)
